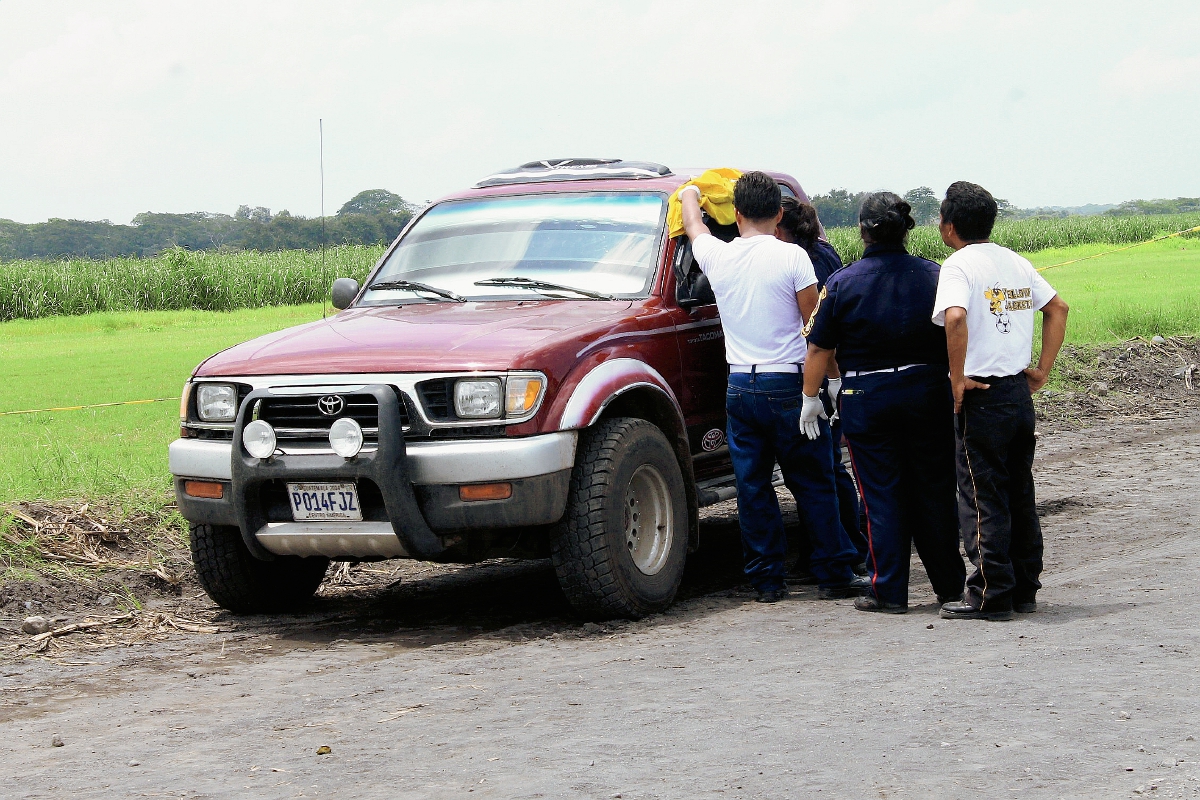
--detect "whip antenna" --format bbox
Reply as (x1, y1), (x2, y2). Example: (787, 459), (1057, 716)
(320, 118), (327, 320)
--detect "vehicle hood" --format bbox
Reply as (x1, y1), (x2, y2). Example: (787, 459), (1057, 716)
(195, 300), (636, 376)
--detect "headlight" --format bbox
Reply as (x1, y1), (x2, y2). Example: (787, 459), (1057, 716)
(454, 379), (502, 419)
(243, 420), (277, 459)
(196, 383), (237, 422)
(505, 375), (545, 417)
(328, 417), (364, 458)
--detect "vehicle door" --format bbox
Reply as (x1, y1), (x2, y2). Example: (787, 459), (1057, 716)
(667, 236), (731, 481)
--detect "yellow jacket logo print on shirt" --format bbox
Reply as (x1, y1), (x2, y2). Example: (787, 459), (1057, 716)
(984, 284), (1034, 334)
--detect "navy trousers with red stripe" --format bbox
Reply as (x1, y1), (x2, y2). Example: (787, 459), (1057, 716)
(839, 365), (966, 606)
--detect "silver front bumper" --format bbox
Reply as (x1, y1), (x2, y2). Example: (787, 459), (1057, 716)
(168, 431), (579, 485)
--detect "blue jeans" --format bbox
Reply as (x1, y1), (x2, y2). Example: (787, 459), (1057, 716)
(726, 372), (859, 592)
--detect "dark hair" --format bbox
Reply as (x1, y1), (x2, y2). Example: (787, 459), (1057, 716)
(733, 171), (782, 222)
(858, 191), (915, 246)
(940, 181), (997, 241)
(778, 196), (821, 250)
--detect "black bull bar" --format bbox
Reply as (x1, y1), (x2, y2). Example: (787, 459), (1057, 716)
(229, 385), (446, 561)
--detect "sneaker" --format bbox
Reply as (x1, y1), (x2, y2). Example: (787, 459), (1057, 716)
(1014, 600), (1037, 614)
(756, 588), (789, 604)
(854, 595), (908, 614)
(818, 575), (872, 600)
(939, 600), (1014, 621)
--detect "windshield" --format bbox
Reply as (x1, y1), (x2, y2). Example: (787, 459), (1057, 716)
(360, 192), (665, 303)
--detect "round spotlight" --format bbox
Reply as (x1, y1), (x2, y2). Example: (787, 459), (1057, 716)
(328, 417), (364, 458)
(243, 420), (277, 459)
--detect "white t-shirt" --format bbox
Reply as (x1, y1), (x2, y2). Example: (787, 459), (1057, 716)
(932, 242), (1058, 378)
(692, 233), (817, 366)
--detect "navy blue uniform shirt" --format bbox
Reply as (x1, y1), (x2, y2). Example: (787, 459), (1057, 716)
(804, 243), (949, 373)
(809, 239), (844, 289)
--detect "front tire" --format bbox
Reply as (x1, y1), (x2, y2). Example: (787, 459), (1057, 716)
(552, 417), (688, 619)
(189, 523), (329, 614)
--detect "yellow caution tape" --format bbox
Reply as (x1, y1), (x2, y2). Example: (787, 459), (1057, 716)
(1037, 225), (1200, 272)
(0, 397), (180, 417)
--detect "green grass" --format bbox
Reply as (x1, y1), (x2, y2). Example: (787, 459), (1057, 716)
(1027, 237), (1200, 344)
(826, 212), (1200, 264)
(0, 244), (384, 321)
(0, 305), (325, 504)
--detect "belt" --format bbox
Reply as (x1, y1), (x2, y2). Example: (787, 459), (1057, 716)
(843, 363), (925, 378)
(729, 363), (800, 374)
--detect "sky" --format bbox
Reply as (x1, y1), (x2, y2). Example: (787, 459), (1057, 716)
(1, 0), (1198, 224)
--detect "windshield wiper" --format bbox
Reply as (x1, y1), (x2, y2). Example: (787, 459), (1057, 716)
(367, 279), (466, 302)
(472, 277), (614, 300)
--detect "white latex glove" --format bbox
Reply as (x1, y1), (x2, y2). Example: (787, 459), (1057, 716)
(826, 377), (842, 405)
(800, 393), (828, 440)
(826, 377), (842, 423)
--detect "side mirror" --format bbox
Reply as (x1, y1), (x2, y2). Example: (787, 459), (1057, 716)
(331, 278), (360, 310)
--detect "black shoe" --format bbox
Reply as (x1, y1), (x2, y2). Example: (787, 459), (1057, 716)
(1014, 600), (1037, 614)
(785, 569), (820, 586)
(939, 600), (1014, 621)
(854, 596), (908, 614)
(937, 592), (964, 605)
(852, 561), (868, 576)
(756, 588), (789, 604)
(818, 575), (871, 600)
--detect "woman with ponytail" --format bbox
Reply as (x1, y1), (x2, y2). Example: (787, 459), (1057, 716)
(799, 192), (966, 613)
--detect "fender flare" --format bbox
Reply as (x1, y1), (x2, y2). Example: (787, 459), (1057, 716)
(552, 358), (683, 432)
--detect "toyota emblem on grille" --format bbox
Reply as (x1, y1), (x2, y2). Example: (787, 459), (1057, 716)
(317, 395), (345, 416)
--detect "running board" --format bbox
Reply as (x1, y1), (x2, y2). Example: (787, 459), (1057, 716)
(696, 468), (784, 507)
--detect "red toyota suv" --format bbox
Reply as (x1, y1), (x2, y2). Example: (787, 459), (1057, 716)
(169, 158), (818, 619)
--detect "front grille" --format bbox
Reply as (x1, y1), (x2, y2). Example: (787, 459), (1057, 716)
(416, 379), (452, 420)
(256, 392), (411, 440)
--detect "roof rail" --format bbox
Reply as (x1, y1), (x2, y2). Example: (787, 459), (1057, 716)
(475, 158), (672, 188)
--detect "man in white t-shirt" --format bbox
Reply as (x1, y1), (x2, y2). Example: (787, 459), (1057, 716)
(931, 181), (1069, 621)
(680, 171), (865, 603)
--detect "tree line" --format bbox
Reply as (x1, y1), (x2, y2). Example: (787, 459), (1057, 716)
(810, 188), (1200, 228)
(3, 186), (1196, 262)
(0, 189), (414, 261)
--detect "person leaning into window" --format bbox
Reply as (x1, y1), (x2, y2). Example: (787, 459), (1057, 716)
(774, 198), (869, 574)
(932, 182), (1068, 621)
(800, 192), (967, 613)
(680, 173), (868, 603)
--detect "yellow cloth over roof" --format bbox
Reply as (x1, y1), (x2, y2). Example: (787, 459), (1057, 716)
(666, 167), (743, 239)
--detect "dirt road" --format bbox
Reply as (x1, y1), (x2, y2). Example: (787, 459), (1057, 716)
(3, 412), (1199, 798)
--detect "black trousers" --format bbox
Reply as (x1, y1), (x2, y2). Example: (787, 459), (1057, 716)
(839, 365), (966, 605)
(955, 373), (1044, 612)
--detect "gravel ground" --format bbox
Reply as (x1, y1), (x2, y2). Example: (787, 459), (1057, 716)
(2, 409), (1199, 798)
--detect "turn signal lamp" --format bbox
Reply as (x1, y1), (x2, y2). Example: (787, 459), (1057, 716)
(179, 382), (193, 424)
(505, 376), (544, 416)
(184, 481), (224, 499)
(459, 483), (513, 502)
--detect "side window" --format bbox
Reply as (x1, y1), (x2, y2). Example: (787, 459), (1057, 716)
(673, 238), (716, 308)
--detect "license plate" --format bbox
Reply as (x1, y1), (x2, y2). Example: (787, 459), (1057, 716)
(287, 482), (362, 521)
